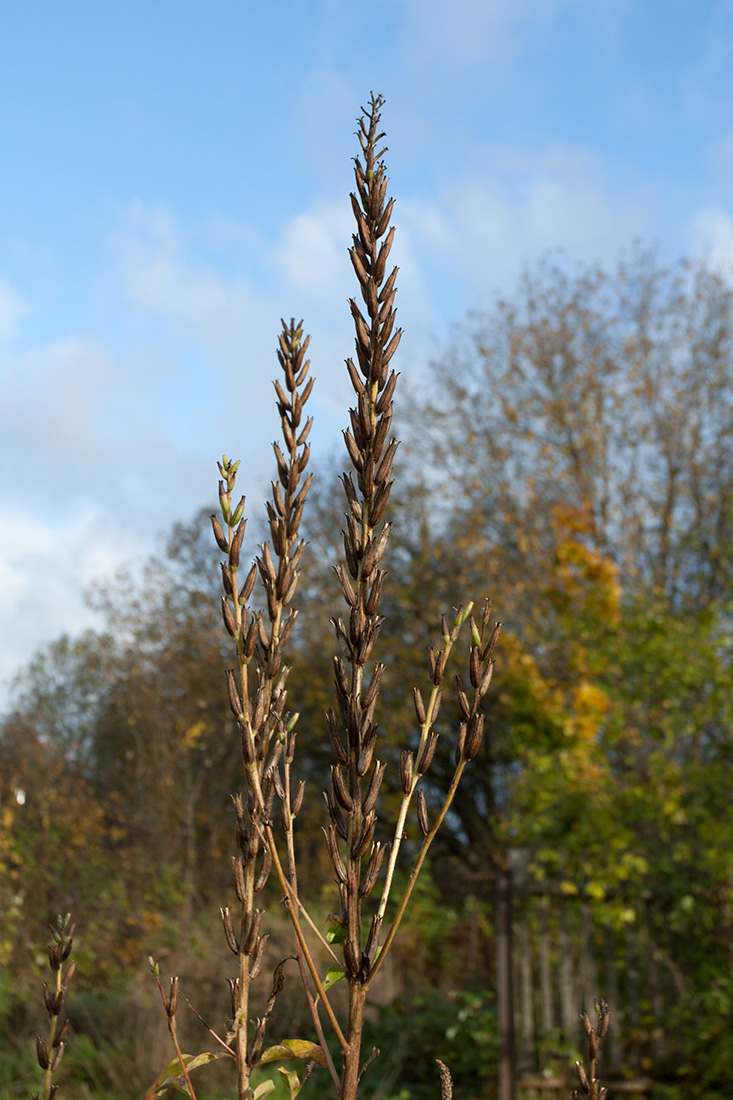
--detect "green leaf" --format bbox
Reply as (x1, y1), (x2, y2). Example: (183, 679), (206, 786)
(325, 914), (347, 944)
(143, 1051), (228, 1099)
(252, 1082), (277, 1100)
(279, 1066), (302, 1100)
(259, 1039), (327, 1068)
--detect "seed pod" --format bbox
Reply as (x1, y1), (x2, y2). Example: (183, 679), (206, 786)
(357, 726), (377, 776)
(230, 520), (246, 570)
(61, 960), (75, 988)
(252, 686), (267, 731)
(43, 983), (59, 1015)
(574, 1061), (589, 1093)
(362, 663), (385, 711)
(220, 562), (234, 598)
(227, 976), (241, 1017)
(233, 855), (246, 903)
(426, 647), (437, 683)
(362, 760), (386, 815)
(324, 790), (348, 841)
(51, 1042), (65, 1072)
(240, 563), (258, 605)
(454, 674), (471, 719)
(360, 843), (387, 898)
(231, 495), (246, 526)
(35, 1036), (49, 1070)
(399, 750), (413, 793)
(463, 713), (485, 760)
(244, 909), (263, 955)
(335, 563), (358, 607)
(480, 660), (494, 696)
(417, 730), (439, 775)
(280, 801), (291, 832)
(482, 621), (502, 661)
(54, 1019), (69, 1048)
(254, 848), (272, 893)
(351, 814), (376, 860)
(292, 779), (305, 816)
(416, 789), (430, 837)
(225, 669), (243, 718)
(221, 596), (237, 638)
(250, 933), (269, 979)
(167, 976), (179, 1018)
(332, 765), (354, 812)
(211, 514), (229, 553)
(413, 686), (426, 726)
(327, 710), (349, 765)
(324, 825), (348, 884)
(220, 907), (239, 955)
(429, 688), (442, 725)
(469, 643), (481, 688)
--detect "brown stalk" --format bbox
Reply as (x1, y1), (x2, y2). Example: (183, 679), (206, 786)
(32, 914), (75, 1100)
(214, 318), (319, 1098)
(571, 1000), (610, 1100)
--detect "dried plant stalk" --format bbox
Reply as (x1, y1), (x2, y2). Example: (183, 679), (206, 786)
(32, 914), (75, 1100)
(205, 94), (500, 1100)
(571, 1000), (610, 1100)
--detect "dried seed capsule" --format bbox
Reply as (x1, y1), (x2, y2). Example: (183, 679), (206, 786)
(292, 779), (305, 817)
(482, 621), (502, 661)
(454, 675), (471, 720)
(469, 643), (481, 688)
(351, 814), (377, 860)
(220, 562), (234, 597)
(227, 976), (241, 1017)
(221, 596), (237, 638)
(244, 909), (263, 955)
(324, 825), (348, 884)
(233, 855), (246, 903)
(575, 1061), (589, 1092)
(254, 848), (272, 893)
(54, 1019), (69, 1048)
(463, 713), (485, 760)
(480, 660), (494, 697)
(413, 686), (426, 726)
(250, 933), (269, 979)
(225, 669), (243, 718)
(359, 843), (387, 898)
(36, 1036), (50, 1070)
(220, 908), (239, 955)
(240, 562), (258, 605)
(211, 514), (229, 553)
(332, 765), (354, 812)
(230, 520), (246, 570)
(167, 976), (179, 1018)
(399, 750), (413, 794)
(417, 789), (430, 837)
(362, 761), (386, 815)
(327, 710), (349, 765)
(416, 730), (439, 775)
(429, 688), (442, 725)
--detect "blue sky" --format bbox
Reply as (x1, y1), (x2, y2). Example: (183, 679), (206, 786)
(2, 0), (733, 698)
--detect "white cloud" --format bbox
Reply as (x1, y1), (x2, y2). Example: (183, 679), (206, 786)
(688, 205), (733, 274)
(0, 280), (28, 339)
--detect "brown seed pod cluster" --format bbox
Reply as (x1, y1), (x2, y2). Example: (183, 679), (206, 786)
(32, 914), (75, 1100)
(572, 999), (610, 1100)
(324, 93), (401, 983)
(212, 319), (314, 1076)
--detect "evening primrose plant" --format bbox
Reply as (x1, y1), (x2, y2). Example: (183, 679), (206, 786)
(144, 93), (501, 1100)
